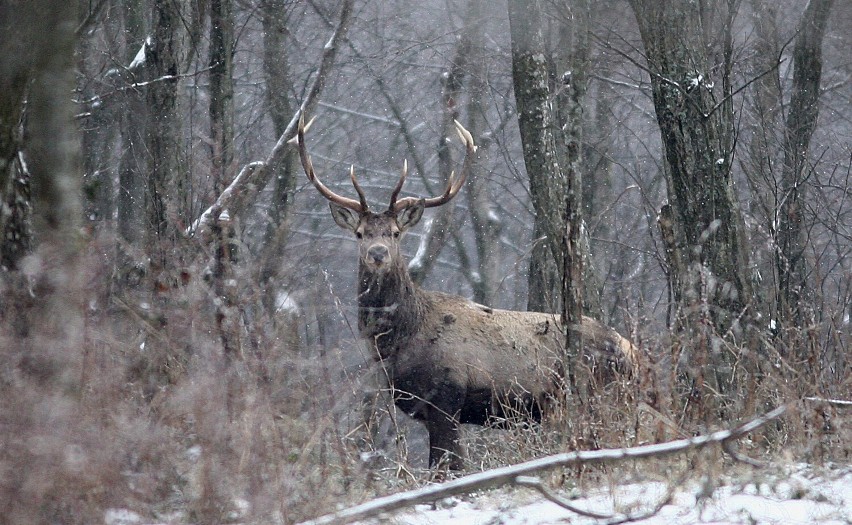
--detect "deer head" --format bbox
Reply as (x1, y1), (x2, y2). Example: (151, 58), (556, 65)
(296, 115), (476, 276)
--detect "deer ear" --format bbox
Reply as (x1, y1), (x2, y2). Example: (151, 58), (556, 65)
(397, 201), (424, 231)
(329, 202), (360, 232)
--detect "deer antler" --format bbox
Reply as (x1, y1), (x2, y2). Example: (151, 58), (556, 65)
(297, 114), (367, 212)
(391, 120), (477, 212)
(388, 159), (408, 208)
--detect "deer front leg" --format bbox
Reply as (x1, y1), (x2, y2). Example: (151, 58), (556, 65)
(426, 410), (464, 470)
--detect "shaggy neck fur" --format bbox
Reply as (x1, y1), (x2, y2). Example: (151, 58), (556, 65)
(358, 260), (428, 359)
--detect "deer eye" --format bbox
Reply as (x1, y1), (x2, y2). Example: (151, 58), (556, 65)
(355, 231), (363, 239)
(393, 231), (400, 238)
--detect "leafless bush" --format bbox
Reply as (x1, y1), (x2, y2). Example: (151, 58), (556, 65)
(0, 242), (402, 524)
(5, 234), (848, 525)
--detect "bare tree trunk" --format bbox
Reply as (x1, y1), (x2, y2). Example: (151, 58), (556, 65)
(551, 0), (589, 410)
(508, 0), (566, 315)
(257, 0), (302, 329)
(77, 4), (121, 228)
(776, 0), (834, 361)
(582, 78), (614, 321)
(463, 0), (503, 306)
(509, 0), (592, 445)
(141, 0), (186, 393)
(745, 0), (783, 317)
(115, 0), (147, 286)
(208, 0), (242, 368)
(209, 0), (234, 195)
(0, 113), (29, 272)
(145, 0), (182, 286)
(0, 6), (34, 272)
(0, 4), (87, 521)
(629, 0), (755, 418)
(465, 116), (502, 306)
(259, 0), (298, 238)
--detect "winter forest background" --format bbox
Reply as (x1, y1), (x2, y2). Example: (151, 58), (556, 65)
(0, 0), (849, 523)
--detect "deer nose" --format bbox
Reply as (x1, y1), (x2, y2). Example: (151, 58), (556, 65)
(367, 245), (389, 265)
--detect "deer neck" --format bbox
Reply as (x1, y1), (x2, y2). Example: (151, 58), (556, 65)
(357, 262), (426, 356)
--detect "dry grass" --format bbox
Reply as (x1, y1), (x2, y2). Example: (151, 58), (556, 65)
(0, 248), (848, 525)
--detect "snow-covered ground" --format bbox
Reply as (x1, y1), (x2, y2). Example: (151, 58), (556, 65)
(102, 463), (851, 524)
(392, 464), (851, 525)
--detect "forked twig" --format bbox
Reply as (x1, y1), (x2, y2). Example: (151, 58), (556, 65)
(515, 476), (613, 519)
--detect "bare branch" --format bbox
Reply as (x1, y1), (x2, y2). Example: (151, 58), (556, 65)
(188, 0), (354, 241)
(514, 476), (614, 519)
(804, 396), (852, 408)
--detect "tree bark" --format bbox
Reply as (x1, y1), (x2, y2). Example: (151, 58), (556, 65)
(209, 0), (235, 195)
(508, 0), (566, 315)
(115, 0), (147, 284)
(629, 0), (755, 415)
(455, 0), (503, 306)
(776, 0), (834, 348)
(257, 0), (302, 319)
(145, 0), (182, 286)
(552, 0), (589, 405)
(509, 0), (594, 441)
(0, 5), (35, 272)
(208, 0), (242, 365)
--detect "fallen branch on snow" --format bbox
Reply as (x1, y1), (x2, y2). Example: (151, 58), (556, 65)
(298, 404), (788, 525)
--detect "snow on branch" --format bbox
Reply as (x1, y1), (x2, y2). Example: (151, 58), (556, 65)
(804, 396), (852, 408)
(298, 404), (789, 525)
(187, 0), (354, 243)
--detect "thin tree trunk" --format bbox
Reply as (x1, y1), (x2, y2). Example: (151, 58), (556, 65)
(146, 0), (182, 284)
(77, 2), (122, 228)
(208, 0), (242, 366)
(552, 0), (589, 407)
(462, 0), (502, 306)
(508, 0), (566, 315)
(746, 0), (783, 319)
(0, 7), (34, 272)
(209, 0), (234, 195)
(115, 0), (147, 285)
(257, 0), (302, 322)
(776, 0), (834, 351)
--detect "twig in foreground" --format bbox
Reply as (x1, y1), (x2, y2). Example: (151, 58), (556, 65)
(514, 476), (613, 519)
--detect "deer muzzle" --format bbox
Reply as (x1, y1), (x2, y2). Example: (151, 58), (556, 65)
(367, 244), (390, 266)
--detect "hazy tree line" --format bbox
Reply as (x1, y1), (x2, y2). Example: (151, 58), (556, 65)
(0, 0), (849, 522)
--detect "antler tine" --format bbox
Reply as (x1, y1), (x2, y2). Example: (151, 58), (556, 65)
(296, 114), (365, 212)
(349, 165), (369, 211)
(387, 159), (408, 211)
(392, 119), (477, 212)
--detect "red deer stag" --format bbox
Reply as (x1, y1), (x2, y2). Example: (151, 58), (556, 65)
(297, 116), (636, 470)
